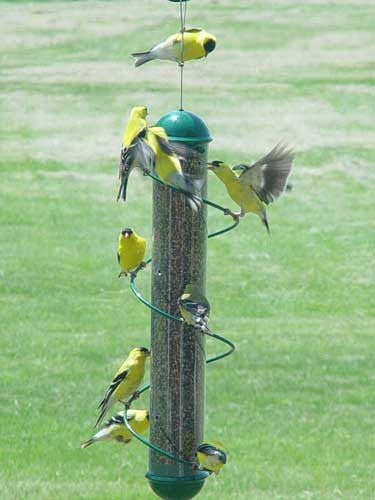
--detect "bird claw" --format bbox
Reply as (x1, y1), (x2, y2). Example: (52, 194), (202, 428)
(126, 390), (141, 407)
(223, 208), (240, 221)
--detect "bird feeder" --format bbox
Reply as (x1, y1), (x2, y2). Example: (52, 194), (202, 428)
(146, 110), (212, 500)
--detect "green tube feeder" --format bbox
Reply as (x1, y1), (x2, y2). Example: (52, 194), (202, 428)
(147, 110), (212, 499)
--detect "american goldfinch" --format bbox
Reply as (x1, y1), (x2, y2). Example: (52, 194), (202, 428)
(117, 228), (147, 278)
(208, 144), (294, 233)
(81, 409), (149, 448)
(96, 347), (151, 427)
(117, 106), (152, 202)
(197, 443), (227, 475)
(178, 284), (211, 334)
(146, 126), (202, 211)
(132, 28), (216, 67)
(117, 107), (201, 210)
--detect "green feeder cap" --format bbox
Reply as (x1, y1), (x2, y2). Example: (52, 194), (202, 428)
(146, 471), (209, 500)
(156, 110), (212, 143)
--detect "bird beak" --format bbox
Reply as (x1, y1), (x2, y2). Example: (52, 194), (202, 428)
(207, 162), (214, 170)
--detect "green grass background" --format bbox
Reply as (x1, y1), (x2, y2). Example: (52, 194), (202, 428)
(1, 0), (374, 498)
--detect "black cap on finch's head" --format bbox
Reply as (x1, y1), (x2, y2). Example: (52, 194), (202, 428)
(121, 228), (133, 238)
(139, 347), (151, 356)
(207, 160), (223, 170)
(204, 38), (216, 55)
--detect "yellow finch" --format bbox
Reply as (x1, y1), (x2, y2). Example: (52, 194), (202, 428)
(208, 144), (294, 233)
(96, 347), (151, 427)
(146, 126), (202, 211)
(117, 107), (201, 210)
(132, 28), (216, 67)
(117, 105), (152, 202)
(197, 443), (227, 475)
(178, 284), (211, 334)
(81, 410), (149, 448)
(117, 228), (146, 278)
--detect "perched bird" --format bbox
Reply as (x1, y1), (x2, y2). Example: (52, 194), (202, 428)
(146, 126), (202, 211)
(81, 410), (149, 448)
(178, 284), (211, 334)
(208, 144), (294, 233)
(117, 228), (146, 278)
(96, 347), (151, 427)
(117, 107), (201, 210)
(117, 105), (151, 202)
(197, 443), (227, 475)
(132, 28), (216, 67)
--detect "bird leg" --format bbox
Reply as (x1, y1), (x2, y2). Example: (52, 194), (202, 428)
(118, 270), (128, 278)
(129, 261), (147, 280)
(223, 208), (241, 220)
(126, 390), (141, 407)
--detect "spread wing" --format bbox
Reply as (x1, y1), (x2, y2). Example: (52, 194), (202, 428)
(236, 143), (294, 205)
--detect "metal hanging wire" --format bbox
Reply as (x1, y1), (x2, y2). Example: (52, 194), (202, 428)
(179, 0), (187, 110)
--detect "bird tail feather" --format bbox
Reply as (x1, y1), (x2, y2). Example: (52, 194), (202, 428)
(131, 51), (154, 67)
(198, 320), (213, 336)
(182, 177), (203, 212)
(81, 438), (95, 449)
(261, 211), (270, 234)
(95, 406), (107, 428)
(116, 176), (129, 202)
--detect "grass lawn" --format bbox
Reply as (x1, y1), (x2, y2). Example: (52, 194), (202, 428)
(1, 1), (374, 498)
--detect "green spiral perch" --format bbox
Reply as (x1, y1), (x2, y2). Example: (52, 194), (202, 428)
(119, 0), (237, 498)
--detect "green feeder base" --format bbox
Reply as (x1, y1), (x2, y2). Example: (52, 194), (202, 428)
(146, 471), (209, 500)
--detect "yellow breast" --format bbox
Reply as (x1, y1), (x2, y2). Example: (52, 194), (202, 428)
(118, 236), (146, 272)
